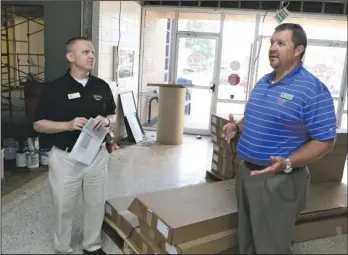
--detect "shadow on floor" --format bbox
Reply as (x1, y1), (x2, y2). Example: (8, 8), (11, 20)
(1, 163), (48, 196)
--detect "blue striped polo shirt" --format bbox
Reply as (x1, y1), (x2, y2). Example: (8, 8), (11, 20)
(237, 62), (337, 166)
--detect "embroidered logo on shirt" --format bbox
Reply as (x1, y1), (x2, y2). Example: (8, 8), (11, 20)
(93, 94), (102, 101)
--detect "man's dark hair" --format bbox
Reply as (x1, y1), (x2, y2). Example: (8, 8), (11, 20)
(65, 37), (91, 52)
(274, 23), (307, 59)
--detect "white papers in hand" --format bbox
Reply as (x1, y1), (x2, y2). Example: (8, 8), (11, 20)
(69, 118), (108, 165)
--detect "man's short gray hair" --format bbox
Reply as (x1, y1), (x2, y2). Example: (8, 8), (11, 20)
(65, 37), (91, 52)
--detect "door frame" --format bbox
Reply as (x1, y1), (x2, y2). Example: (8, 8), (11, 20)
(172, 28), (222, 135)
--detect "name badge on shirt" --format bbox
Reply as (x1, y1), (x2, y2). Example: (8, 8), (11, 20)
(280, 93), (294, 101)
(68, 92), (81, 99)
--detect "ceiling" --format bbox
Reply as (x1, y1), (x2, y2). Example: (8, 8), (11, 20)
(142, 0), (347, 15)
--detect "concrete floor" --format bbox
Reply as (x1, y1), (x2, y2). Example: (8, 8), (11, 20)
(1, 132), (347, 254)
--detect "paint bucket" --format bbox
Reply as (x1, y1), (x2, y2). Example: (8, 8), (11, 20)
(1, 149), (4, 179)
(16, 152), (27, 167)
(3, 138), (18, 160)
(27, 151), (40, 169)
(27, 137), (39, 151)
(40, 149), (50, 166)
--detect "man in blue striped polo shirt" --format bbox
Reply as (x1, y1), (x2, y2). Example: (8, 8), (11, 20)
(222, 23), (336, 254)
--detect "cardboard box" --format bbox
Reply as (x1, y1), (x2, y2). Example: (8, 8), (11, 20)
(210, 114), (243, 180)
(105, 196), (139, 237)
(298, 182), (347, 222)
(211, 143), (242, 179)
(138, 218), (238, 254)
(128, 180), (238, 245)
(105, 181), (347, 254)
(308, 129), (347, 183)
(210, 114), (242, 153)
(294, 216), (347, 242)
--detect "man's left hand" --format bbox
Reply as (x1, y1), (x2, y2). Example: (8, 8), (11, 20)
(250, 156), (286, 176)
(93, 115), (109, 131)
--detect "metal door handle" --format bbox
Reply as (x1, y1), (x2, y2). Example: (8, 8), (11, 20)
(210, 83), (215, 92)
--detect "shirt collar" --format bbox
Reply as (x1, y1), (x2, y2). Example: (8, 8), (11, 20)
(65, 69), (91, 79)
(266, 62), (303, 85)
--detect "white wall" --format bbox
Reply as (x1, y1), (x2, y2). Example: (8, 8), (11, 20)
(93, 1), (142, 141)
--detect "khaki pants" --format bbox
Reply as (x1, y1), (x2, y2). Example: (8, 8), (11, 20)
(236, 161), (310, 254)
(48, 145), (109, 253)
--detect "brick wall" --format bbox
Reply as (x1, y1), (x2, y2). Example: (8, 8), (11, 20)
(92, 1), (141, 140)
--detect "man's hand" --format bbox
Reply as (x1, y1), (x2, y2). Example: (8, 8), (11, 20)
(93, 115), (109, 131)
(250, 156), (286, 176)
(67, 117), (88, 131)
(221, 114), (238, 144)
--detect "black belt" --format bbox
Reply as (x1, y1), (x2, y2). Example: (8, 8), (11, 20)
(244, 161), (267, 170)
(244, 160), (304, 172)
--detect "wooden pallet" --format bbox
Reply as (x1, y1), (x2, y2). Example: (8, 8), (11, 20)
(205, 169), (225, 181)
(103, 216), (140, 254)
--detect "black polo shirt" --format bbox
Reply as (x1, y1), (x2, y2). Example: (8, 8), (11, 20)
(34, 71), (116, 150)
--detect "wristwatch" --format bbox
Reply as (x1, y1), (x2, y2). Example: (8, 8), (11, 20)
(284, 158), (293, 173)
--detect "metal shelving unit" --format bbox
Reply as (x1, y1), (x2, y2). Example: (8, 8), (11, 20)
(1, 4), (45, 121)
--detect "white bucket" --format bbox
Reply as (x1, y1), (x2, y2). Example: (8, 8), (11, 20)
(40, 150), (50, 166)
(3, 138), (18, 160)
(1, 149), (4, 179)
(16, 152), (27, 167)
(27, 151), (40, 169)
(27, 137), (39, 151)
(4, 147), (17, 160)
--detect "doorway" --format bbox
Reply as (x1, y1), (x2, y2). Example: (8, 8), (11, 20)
(173, 34), (220, 135)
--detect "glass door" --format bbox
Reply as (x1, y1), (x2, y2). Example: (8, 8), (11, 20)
(174, 34), (219, 135)
(215, 14), (259, 122)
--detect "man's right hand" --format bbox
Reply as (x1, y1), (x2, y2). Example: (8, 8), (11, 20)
(67, 117), (88, 131)
(222, 114), (238, 144)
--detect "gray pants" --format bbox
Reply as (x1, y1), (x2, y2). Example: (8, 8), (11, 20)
(236, 161), (310, 254)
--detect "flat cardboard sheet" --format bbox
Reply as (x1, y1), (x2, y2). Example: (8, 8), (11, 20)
(298, 182), (347, 222)
(128, 180), (238, 245)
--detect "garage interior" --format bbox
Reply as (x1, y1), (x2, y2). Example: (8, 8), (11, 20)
(1, 0), (347, 254)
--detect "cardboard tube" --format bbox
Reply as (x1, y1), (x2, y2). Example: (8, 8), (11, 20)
(156, 87), (186, 145)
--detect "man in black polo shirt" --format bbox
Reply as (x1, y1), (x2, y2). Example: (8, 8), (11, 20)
(33, 37), (116, 255)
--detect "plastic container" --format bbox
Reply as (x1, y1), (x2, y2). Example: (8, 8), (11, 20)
(40, 149), (50, 166)
(1, 149), (4, 179)
(16, 152), (27, 167)
(27, 137), (39, 151)
(27, 151), (40, 169)
(3, 138), (18, 160)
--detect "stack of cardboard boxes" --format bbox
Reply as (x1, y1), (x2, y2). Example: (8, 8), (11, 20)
(105, 180), (239, 254)
(104, 181), (347, 254)
(208, 114), (242, 180)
